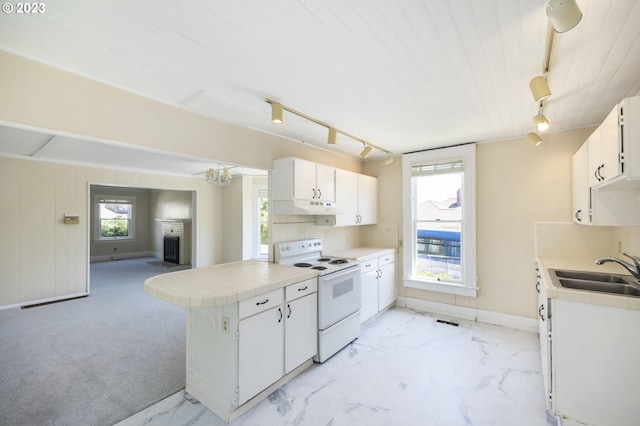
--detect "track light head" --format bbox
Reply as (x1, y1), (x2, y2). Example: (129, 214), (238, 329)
(527, 132), (543, 147)
(534, 113), (550, 132)
(383, 155), (395, 166)
(529, 76), (551, 102)
(328, 127), (337, 144)
(271, 101), (283, 124)
(360, 145), (373, 159)
(546, 0), (582, 33)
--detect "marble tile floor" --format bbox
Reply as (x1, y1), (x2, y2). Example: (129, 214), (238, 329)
(117, 307), (547, 426)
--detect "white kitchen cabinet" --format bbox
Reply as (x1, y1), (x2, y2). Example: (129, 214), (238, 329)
(359, 253), (396, 323)
(317, 169), (378, 227)
(571, 143), (589, 224)
(536, 267), (640, 425)
(535, 265), (552, 410)
(239, 291), (284, 404)
(272, 157), (335, 203)
(571, 96), (640, 226)
(284, 278), (317, 374)
(186, 280), (317, 423)
(552, 300), (640, 426)
(360, 259), (379, 323)
(377, 254), (396, 310)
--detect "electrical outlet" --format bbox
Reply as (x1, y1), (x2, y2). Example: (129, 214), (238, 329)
(223, 317), (229, 332)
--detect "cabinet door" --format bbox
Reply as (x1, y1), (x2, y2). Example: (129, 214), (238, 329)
(536, 269), (552, 410)
(377, 257), (396, 310)
(587, 130), (603, 187)
(571, 143), (589, 224)
(360, 268), (379, 323)
(284, 293), (317, 374)
(238, 306), (284, 404)
(315, 163), (335, 202)
(358, 174), (378, 225)
(598, 104), (621, 184)
(293, 158), (318, 201)
(334, 169), (359, 226)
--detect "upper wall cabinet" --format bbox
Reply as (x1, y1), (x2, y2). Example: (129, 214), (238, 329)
(318, 169), (378, 227)
(271, 158), (337, 215)
(572, 96), (640, 226)
(591, 96), (640, 189)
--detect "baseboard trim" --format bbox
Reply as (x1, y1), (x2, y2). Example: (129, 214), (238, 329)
(396, 296), (538, 332)
(90, 251), (155, 263)
(0, 292), (89, 311)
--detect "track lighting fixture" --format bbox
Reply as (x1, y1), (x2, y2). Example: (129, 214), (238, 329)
(534, 110), (550, 132)
(360, 144), (373, 159)
(383, 155), (395, 166)
(266, 99), (390, 160)
(527, 132), (543, 147)
(529, 76), (551, 102)
(271, 101), (283, 124)
(546, 0), (582, 33)
(328, 127), (337, 144)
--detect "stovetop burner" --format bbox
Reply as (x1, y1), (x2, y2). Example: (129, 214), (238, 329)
(276, 239), (358, 276)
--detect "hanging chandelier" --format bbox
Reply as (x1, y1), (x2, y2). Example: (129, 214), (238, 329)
(205, 166), (232, 185)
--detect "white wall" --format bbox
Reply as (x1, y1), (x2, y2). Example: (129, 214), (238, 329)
(0, 156), (220, 308)
(365, 127), (597, 319)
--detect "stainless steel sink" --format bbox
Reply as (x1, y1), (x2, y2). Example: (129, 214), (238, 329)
(548, 269), (640, 297)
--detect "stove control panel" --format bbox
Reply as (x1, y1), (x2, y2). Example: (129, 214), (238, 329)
(275, 238), (324, 261)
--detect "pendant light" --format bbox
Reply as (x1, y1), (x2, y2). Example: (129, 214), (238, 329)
(328, 127), (337, 144)
(527, 132), (543, 147)
(529, 76), (551, 102)
(546, 0), (582, 33)
(271, 101), (284, 124)
(534, 110), (550, 132)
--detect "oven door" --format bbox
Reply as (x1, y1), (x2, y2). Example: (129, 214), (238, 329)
(318, 266), (361, 330)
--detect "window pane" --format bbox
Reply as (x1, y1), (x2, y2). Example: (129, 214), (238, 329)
(414, 172), (462, 283)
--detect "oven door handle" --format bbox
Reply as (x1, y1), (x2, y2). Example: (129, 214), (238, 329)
(320, 266), (360, 281)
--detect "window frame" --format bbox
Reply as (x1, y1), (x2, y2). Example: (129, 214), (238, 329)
(94, 194), (136, 242)
(402, 143), (477, 297)
(252, 184), (269, 260)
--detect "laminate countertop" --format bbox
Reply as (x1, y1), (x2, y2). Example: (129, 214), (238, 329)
(327, 247), (396, 262)
(144, 260), (318, 308)
(537, 256), (640, 311)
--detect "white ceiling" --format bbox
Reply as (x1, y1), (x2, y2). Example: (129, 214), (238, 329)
(1, 0), (640, 172)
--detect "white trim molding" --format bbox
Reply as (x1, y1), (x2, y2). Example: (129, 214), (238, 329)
(395, 296), (538, 333)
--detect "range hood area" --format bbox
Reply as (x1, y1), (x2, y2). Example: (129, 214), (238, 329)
(272, 199), (341, 216)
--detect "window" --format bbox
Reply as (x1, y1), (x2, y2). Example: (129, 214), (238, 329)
(95, 195), (135, 241)
(253, 185), (269, 259)
(402, 144), (477, 297)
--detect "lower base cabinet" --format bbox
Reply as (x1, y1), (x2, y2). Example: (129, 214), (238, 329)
(360, 253), (396, 324)
(537, 267), (640, 425)
(186, 278), (317, 423)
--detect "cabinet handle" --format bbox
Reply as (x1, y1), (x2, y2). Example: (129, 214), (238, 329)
(298, 286), (308, 291)
(377, 269), (382, 278)
(599, 164), (605, 180)
(536, 281), (540, 294)
(317, 188), (322, 199)
(538, 304), (545, 321)
(312, 188), (316, 199)
(575, 209), (582, 222)
(256, 298), (269, 306)
(278, 307), (283, 323)
(287, 304), (292, 319)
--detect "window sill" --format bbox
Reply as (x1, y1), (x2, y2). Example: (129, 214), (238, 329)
(404, 277), (477, 298)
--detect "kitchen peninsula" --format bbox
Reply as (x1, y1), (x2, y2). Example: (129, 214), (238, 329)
(144, 260), (319, 423)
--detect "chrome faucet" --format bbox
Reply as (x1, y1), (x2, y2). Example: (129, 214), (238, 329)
(595, 252), (640, 280)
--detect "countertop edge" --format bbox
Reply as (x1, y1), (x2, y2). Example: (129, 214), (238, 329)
(536, 256), (640, 311)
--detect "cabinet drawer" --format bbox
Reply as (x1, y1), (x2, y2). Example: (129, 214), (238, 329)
(360, 259), (377, 274)
(379, 253), (395, 266)
(285, 278), (317, 302)
(239, 288), (283, 319)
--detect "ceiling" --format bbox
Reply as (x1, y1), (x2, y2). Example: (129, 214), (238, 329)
(1, 0), (640, 173)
